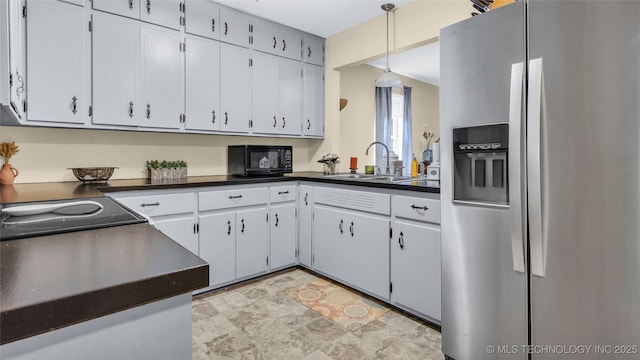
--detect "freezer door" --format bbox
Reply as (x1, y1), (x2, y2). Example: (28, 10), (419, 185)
(528, 1), (640, 358)
(440, 2), (527, 359)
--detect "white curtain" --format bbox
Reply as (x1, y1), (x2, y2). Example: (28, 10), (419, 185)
(375, 87), (392, 173)
(402, 86), (413, 175)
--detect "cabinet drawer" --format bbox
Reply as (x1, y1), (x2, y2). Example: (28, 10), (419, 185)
(115, 193), (196, 217)
(392, 195), (440, 224)
(199, 187), (268, 211)
(314, 187), (390, 216)
(270, 185), (297, 203)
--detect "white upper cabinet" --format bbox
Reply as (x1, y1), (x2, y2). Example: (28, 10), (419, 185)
(251, 52), (279, 134)
(140, 0), (182, 30)
(26, 0), (89, 124)
(219, 6), (250, 48)
(219, 43), (250, 133)
(252, 18), (301, 61)
(93, 0), (141, 20)
(140, 25), (184, 129)
(92, 13), (140, 127)
(303, 63), (324, 137)
(185, 36), (220, 131)
(279, 58), (302, 135)
(184, 0), (220, 40)
(304, 34), (324, 66)
(94, 0), (181, 30)
(7, 0), (26, 122)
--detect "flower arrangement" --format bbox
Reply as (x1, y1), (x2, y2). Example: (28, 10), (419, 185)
(317, 153), (340, 175)
(0, 142), (19, 165)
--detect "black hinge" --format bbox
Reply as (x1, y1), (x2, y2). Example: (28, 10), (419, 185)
(389, 227), (392, 239)
(180, 42), (185, 52)
(266, 213), (268, 222)
(23, 100), (27, 113)
(88, 106), (93, 117)
(295, 208), (298, 217)
(88, 20), (93, 32)
(266, 256), (269, 265)
(295, 249), (298, 258)
(22, 6), (26, 18)
(249, 58), (253, 67)
(390, 282), (393, 293)
(9, 73), (12, 87)
(180, 2), (185, 12)
(197, 223), (200, 233)
(312, 254), (314, 264)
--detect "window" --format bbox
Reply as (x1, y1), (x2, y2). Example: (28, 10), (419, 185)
(390, 93), (404, 160)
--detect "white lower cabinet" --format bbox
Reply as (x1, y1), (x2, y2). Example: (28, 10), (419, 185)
(312, 202), (391, 300)
(270, 203), (297, 270)
(198, 211), (236, 287)
(297, 185), (313, 267)
(154, 215), (199, 255)
(390, 194), (441, 322)
(235, 207), (269, 279)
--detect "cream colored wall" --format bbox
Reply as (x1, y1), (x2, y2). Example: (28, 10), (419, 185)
(314, 0), (469, 169)
(338, 64), (439, 170)
(0, 126), (312, 183)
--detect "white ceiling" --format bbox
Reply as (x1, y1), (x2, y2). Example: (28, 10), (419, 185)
(217, 0), (439, 85)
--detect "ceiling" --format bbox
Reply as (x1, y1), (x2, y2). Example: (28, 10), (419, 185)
(217, 0), (439, 85)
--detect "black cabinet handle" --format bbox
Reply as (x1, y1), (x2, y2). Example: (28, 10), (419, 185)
(146, 103), (151, 119)
(339, 219), (343, 234)
(304, 193), (308, 205)
(146, 0), (151, 14)
(273, 36), (277, 49)
(241, 218), (245, 233)
(411, 205), (429, 211)
(273, 116), (277, 128)
(129, 0), (133, 10)
(307, 46), (311, 58)
(399, 231), (404, 249)
(275, 214), (279, 227)
(228, 195), (243, 199)
(212, 109), (216, 123)
(71, 96), (77, 114)
(278, 191), (289, 195)
(224, 111), (228, 125)
(307, 119), (311, 130)
(128, 101), (134, 118)
(227, 220), (231, 235)
(282, 117), (286, 128)
(282, 39), (286, 51)
(211, 18), (215, 32)
(224, 22), (228, 35)
(140, 202), (160, 207)
(350, 222), (354, 237)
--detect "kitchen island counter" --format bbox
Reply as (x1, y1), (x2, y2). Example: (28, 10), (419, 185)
(0, 223), (209, 346)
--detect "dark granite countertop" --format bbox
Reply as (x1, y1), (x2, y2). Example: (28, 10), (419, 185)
(0, 172), (439, 204)
(0, 224), (208, 345)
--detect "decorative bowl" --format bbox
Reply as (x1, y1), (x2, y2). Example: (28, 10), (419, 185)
(69, 167), (117, 182)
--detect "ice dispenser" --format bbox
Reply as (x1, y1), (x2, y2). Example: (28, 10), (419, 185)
(453, 124), (509, 206)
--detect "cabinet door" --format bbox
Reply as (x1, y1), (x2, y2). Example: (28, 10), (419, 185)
(8, 0), (26, 121)
(391, 220), (441, 321)
(235, 207), (268, 279)
(348, 212), (390, 300)
(93, 0), (140, 20)
(199, 211), (236, 288)
(270, 203), (297, 270)
(279, 58), (302, 135)
(26, 0), (88, 124)
(92, 13), (140, 127)
(251, 52), (279, 134)
(251, 17), (278, 56)
(297, 185), (313, 267)
(219, 6), (249, 48)
(277, 26), (301, 61)
(184, 0), (219, 40)
(140, 25), (183, 129)
(219, 43), (250, 133)
(154, 215), (199, 255)
(304, 34), (324, 66)
(185, 36), (220, 131)
(303, 64), (324, 137)
(140, 0), (181, 30)
(312, 205), (348, 281)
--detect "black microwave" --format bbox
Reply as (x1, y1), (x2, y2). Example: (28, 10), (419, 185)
(228, 145), (293, 176)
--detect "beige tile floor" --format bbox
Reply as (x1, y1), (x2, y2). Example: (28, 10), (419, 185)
(192, 268), (444, 360)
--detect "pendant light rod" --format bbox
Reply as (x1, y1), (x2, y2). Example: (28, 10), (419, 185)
(381, 3), (395, 71)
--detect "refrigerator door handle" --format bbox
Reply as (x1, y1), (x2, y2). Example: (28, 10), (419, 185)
(527, 58), (546, 277)
(508, 62), (526, 273)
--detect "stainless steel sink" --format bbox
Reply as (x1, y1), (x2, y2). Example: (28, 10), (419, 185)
(322, 173), (414, 183)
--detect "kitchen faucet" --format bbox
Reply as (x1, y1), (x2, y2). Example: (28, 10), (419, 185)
(364, 141), (391, 175)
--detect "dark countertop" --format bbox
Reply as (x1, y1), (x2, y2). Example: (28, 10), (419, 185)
(0, 172), (439, 204)
(0, 224), (209, 345)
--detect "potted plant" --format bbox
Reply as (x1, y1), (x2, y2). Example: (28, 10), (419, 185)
(146, 160), (162, 181)
(317, 153), (340, 175)
(0, 142), (20, 185)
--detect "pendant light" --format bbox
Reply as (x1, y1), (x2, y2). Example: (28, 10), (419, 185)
(375, 3), (401, 88)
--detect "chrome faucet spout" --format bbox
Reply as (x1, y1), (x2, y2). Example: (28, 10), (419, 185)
(364, 141), (391, 175)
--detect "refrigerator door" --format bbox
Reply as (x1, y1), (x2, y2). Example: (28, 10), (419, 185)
(440, 2), (527, 359)
(528, 1), (640, 357)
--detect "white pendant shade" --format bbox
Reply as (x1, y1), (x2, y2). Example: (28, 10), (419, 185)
(376, 68), (402, 87)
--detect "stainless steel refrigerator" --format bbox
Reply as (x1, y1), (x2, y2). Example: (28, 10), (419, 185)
(440, 1), (640, 359)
